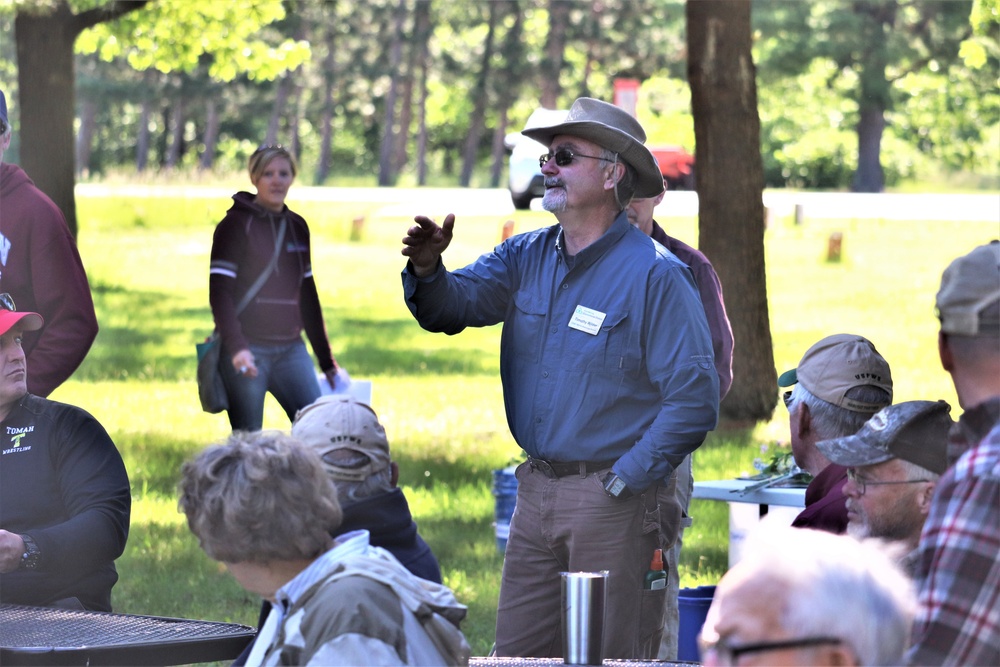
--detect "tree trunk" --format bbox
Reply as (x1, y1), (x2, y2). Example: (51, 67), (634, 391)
(413, 0), (433, 186)
(14, 4), (79, 236)
(13, 0), (150, 238)
(289, 83), (304, 162)
(315, 18), (339, 185)
(75, 96), (97, 177)
(490, 106), (509, 188)
(687, 0), (776, 425)
(851, 2), (893, 193)
(136, 89), (152, 173)
(853, 105), (885, 192)
(393, 28), (417, 177)
(492, 2), (524, 188)
(266, 75), (293, 146)
(579, 1), (602, 98)
(199, 97), (220, 171)
(378, 0), (408, 186)
(165, 93), (185, 169)
(540, 0), (570, 108)
(460, 1), (500, 187)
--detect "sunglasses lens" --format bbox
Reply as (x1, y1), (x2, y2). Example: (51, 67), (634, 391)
(555, 150), (574, 166)
(538, 154), (551, 169)
(0, 293), (15, 311)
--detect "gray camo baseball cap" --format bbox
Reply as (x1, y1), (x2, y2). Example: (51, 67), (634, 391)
(816, 400), (952, 475)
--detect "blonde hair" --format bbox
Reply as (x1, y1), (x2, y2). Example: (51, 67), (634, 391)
(179, 430), (341, 564)
(248, 144), (297, 181)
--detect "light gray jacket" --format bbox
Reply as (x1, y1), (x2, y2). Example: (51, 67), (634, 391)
(247, 531), (470, 666)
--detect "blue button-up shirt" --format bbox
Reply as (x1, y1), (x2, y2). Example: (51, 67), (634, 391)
(402, 213), (719, 491)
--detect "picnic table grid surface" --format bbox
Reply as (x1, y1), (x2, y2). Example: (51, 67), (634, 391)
(0, 604), (254, 648)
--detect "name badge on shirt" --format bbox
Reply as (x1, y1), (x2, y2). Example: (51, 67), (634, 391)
(568, 305), (606, 336)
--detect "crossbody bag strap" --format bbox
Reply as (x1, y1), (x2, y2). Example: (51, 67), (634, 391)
(233, 215), (288, 317)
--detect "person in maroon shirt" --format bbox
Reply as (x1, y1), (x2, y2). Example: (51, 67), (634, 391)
(209, 145), (338, 431)
(778, 334), (892, 533)
(0, 89), (99, 397)
(626, 183), (734, 660)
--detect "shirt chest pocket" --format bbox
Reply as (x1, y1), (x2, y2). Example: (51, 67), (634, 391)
(506, 291), (548, 361)
(566, 309), (641, 374)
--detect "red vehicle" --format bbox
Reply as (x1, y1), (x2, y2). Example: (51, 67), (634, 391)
(650, 144), (696, 191)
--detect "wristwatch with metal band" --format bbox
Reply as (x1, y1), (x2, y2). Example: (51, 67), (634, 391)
(19, 534), (40, 570)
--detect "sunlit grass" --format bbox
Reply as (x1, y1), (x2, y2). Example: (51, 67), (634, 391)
(55, 189), (997, 660)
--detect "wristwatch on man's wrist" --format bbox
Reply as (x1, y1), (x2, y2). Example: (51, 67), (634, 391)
(601, 472), (633, 499)
(19, 534), (40, 570)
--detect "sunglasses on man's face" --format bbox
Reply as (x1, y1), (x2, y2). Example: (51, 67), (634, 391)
(0, 293), (16, 312)
(538, 149), (607, 170)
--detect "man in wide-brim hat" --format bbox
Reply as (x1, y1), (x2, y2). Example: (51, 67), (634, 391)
(401, 97), (718, 659)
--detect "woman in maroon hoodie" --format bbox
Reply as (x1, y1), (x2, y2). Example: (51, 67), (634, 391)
(209, 145), (338, 431)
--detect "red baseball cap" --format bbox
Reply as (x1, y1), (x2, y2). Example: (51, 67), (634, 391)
(0, 309), (44, 337)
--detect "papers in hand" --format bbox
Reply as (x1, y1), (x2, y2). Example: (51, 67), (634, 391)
(317, 368), (373, 404)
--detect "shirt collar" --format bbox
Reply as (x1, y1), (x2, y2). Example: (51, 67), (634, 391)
(555, 211), (632, 270)
(273, 529), (371, 613)
(949, 396), (1000, 465)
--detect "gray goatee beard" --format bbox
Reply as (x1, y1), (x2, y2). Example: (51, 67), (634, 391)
(541, 181), (566, 213)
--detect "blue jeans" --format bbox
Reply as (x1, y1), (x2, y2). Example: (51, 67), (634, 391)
(221, 339), (321, 431)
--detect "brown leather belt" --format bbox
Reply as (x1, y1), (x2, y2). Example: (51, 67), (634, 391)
(527, 456), (616, 479)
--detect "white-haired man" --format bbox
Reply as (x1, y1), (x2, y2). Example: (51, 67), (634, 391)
(701, 523), (916, 666)
(401, 97), (718, 658)
(779, 334), (893, 533)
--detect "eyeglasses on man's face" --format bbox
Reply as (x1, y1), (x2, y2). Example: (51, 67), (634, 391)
(699, 635), (843, 666)
(538, 149), (607, 170)
(845, 468), (931, 496)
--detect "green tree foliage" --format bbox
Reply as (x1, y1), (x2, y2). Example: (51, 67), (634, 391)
(4, 0), (307, 235)
(76, 0), (309, 81)
(4, 0), (994, 199)
(753, 0), (996, 191)
(960, 0), (1000, 68)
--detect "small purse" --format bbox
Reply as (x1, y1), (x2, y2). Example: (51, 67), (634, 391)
(197, 217), (287, 414)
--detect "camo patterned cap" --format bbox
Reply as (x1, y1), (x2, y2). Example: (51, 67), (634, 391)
(816, 400), (952, 475)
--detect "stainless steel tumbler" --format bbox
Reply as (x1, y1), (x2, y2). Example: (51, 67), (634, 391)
(561, 571), (608, 665)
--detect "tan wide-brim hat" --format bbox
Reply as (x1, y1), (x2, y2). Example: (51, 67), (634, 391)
(521, 97), (664, 199)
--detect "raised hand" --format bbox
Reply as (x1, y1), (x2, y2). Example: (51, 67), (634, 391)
(401, 214), (455, 277)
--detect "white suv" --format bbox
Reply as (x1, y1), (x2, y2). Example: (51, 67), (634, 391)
(504, 108), (568, 210)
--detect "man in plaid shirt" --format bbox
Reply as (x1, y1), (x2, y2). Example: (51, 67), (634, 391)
(908, 241), (1000, 666)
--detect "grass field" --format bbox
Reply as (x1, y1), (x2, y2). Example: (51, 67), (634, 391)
(47, 187), (996, 661)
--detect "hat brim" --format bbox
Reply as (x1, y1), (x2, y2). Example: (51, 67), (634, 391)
(0, 311), (43, 337)
(815, 434), (894, 469)
(523, 121), (664, 199)
(777, 368), (798, 388)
